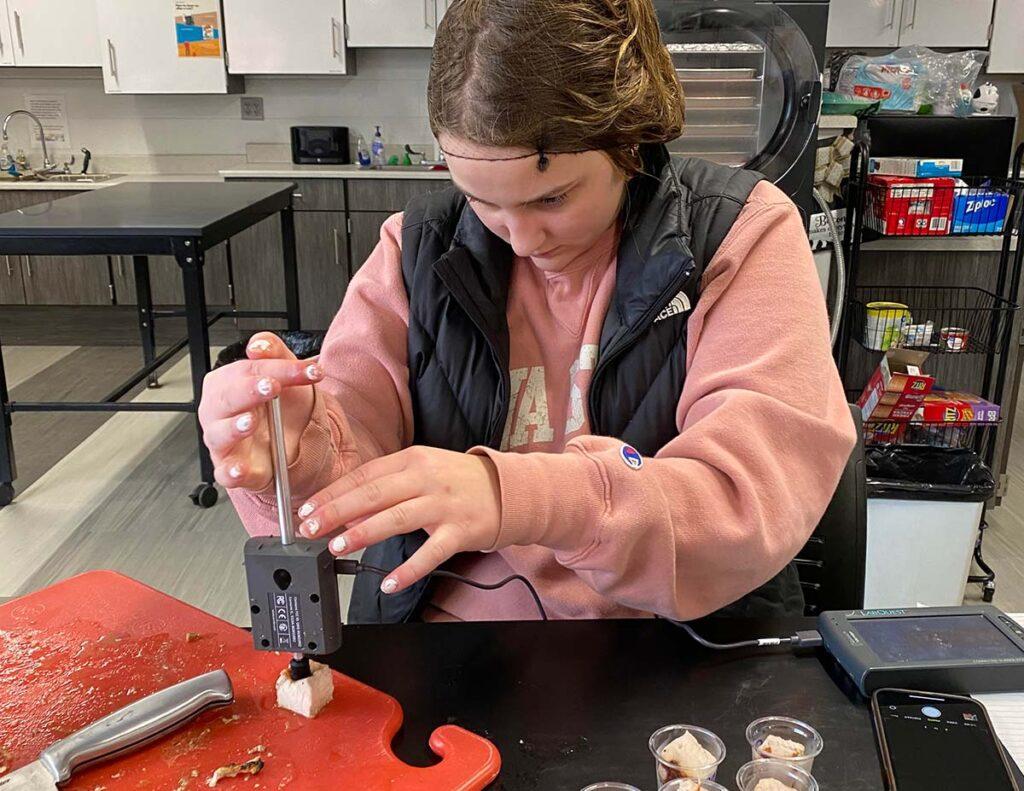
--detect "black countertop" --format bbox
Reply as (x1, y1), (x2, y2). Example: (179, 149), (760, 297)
(329, 618), (882, 791)
(0, 181), (295, 254)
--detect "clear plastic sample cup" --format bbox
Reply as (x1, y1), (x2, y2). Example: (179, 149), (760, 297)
(660, 779), (731, 791)
(745, 716), (823, 773)
(579, 784), (641, 791)
(649, 724), (726, 786)
(736, 759), (819, 791)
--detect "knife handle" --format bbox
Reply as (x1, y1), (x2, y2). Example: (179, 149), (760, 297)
(38, 670), (234, 782)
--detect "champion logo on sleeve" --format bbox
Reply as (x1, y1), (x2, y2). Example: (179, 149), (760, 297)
(620, 444), (643, 470)
(653, 291), (692, 323)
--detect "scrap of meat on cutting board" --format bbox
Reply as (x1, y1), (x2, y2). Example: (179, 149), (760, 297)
(0, 571), (500, 790)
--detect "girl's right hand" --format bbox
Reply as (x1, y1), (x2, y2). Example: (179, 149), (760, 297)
(199, 331), (325, 491)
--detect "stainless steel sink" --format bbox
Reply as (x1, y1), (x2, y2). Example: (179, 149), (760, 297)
(375, 165), (447, 172)
(38, 173), (114, 183)
(0, 172), (115, 183)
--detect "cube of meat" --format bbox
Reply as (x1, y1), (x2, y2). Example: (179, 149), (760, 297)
(760, 734), (806, 759)
(275, 660), (334, 718)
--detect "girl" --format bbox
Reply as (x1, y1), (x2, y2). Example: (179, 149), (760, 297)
(199, 0), (856, 623)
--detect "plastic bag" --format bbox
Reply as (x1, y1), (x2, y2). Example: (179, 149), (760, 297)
(865, 445), (996, 501)
(834, 46), (987, 115)
(835, 47), (928, 112)
(916, 46), (987, 115)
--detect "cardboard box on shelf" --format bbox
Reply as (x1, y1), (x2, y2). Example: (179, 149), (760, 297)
(857, 349), (935, 421)
(865, 175), (956, 236)
(868, 157), (963, 177)
(951, 183), (1011, 234)
(914, 390), (1001, 423)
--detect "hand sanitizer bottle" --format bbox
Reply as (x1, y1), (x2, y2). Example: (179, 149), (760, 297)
(371, 125), (385, 169)
(356, 135), (371, 168)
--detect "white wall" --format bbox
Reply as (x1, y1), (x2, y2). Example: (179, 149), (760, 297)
(0, 49), (434, 173)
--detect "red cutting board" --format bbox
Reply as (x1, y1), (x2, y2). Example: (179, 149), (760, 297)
(0, 571), (500, 790)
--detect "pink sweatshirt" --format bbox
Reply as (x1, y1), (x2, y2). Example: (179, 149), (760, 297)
(230, 179), (856, 622)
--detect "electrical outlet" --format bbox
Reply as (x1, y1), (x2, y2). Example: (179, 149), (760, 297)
(241, 97), (264, 121)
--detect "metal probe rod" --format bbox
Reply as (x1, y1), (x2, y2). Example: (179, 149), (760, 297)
(266, 396), (295, 546)
(266, 395), (309, 674)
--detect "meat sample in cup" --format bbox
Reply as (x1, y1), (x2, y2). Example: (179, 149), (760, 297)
(745, 716), (823, 773)
(649, 725), (726, 785)
(660, 779), (731, 791)
(735, 759), (819, 791)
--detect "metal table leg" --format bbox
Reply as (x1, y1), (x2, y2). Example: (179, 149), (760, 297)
(176, 237), (218, 509)
(0, 336), (15, 507)
(281, 206), (301, 332)
(133, 255), (160, 388)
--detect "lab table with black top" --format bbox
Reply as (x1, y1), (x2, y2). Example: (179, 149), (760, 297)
(0, 181), (300, 508)
(330, 616), (887, 790)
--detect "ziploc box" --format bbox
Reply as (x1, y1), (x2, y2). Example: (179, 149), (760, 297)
(951, 183), (1010, 234)
(868, 157), (963, 177)
(914, 390), (1001, 423)
(857, 349), (935, 421)
(865, 175), (955, 236)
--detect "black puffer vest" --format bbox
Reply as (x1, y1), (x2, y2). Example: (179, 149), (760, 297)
(347, 144), (804, 624)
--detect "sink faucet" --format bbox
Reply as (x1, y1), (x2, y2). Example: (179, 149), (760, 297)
(2, 110), (56, 175)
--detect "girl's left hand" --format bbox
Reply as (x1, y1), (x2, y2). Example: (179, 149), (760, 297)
(296, 446), (502, 595)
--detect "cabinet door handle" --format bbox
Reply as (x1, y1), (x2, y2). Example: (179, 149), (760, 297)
(292, 192), (303, 200)
(905, 0), (917, 29)
(331, 17), (339, 58)
(333, 228), (341, 268)
(424, 0), (433, 29)
(25, 258), (32, 278)
(107, 39), (118, 80)
(117, 256), (124, 278)
(13, 11), (23, 55)
(885, 0), (897, 28)
(4, 256), (11, 277)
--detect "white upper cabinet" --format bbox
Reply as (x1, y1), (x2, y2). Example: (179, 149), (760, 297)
(896, 0), (994, 47)
(0, 0), (101, 66)
(96, 0), (238, 94)
(223, 0), (349, 74)
(826, 0), (901, 48)
(988, 0), (1024, 73)
(827, 0), (995, 48)
(0, 1), (13, 66)
(345, 0), (445, 47)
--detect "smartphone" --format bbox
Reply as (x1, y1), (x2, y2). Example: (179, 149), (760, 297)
(871, 688), (1020, 790)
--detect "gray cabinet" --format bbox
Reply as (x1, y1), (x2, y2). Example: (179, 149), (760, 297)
(349, 211), (393, 276)
(347, 179), (442, 211)
(21, 254), (113, 305)
(110, 246), (231, 307)
(230, 214), (285, 320)
(0, 189), (113, 306)
(0, 255), (26, 304)
(295, 210), (348, 329)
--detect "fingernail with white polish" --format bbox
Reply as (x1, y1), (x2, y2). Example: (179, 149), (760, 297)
(235, 413), (253, 432)
(257, 378), (273, 397)
(305, 364), (323, 381)
(304, 518), (321, 536)
(297, 501), (315, 518)
(248, 339), (271, 353)
(229, 464), (243, 479)
(331, 535), (347, 554)
(381, 578), (398, 595)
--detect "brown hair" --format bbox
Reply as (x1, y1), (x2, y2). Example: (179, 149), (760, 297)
(428, 0), (685, 176)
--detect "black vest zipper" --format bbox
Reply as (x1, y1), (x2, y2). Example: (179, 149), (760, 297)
(588, 266), (693, 436)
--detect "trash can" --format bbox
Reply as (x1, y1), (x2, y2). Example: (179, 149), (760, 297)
(863, 446), (996, 608)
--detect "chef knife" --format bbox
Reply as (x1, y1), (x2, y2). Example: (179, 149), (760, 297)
(0, 669), (233, 790)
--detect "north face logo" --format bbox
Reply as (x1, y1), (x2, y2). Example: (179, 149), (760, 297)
(654, 291), (691, 323)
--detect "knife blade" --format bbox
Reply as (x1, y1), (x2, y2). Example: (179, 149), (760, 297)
(0, 669), (233, 790)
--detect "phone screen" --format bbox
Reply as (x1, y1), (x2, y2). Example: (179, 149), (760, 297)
(875, 690), (1017, 790)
